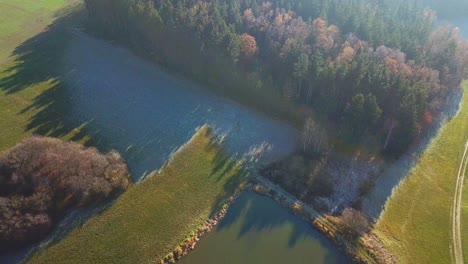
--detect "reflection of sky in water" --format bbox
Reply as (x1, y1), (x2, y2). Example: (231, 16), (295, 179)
(63, 31), (298, 180)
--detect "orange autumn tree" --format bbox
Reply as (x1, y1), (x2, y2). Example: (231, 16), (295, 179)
(240, 33), (258, 60)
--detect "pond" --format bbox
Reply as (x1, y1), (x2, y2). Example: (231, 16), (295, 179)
(0, 31), (347, 263)
(179, 192), (348, 264)
(61, 30), (299, 181)
(62, 32), (346, 263)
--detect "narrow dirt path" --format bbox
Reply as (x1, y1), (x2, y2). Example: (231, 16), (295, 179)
(452, 141), (468, 264)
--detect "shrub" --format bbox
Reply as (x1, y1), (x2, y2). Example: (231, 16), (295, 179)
(338, 208), (370, 240)
(0, 136), (132, 251)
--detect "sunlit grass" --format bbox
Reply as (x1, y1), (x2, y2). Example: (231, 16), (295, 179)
(462, 136), (468, 264)
(0, 0), (75, 63)
(0, 0), (90, 151)
(28, 126), (246, 263)
(374, 81), (468, 263)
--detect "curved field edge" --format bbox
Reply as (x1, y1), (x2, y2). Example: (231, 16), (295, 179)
(373, 81), (468, 264)
(27, 126), (246, 264)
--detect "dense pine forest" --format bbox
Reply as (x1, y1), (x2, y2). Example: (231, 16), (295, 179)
(84, 0), (468, 154)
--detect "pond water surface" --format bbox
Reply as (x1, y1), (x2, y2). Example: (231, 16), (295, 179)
(62, 31), (298, 180)
(179, 192), (348, 264)
(0, 31), (348, 263)
(62, 31), (347, 263)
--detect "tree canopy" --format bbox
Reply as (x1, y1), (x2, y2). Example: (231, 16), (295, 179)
(83, 0), (468, 153)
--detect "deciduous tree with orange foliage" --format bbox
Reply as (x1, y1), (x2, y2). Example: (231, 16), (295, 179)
(83, 0), (468, 153)
(240, 33), (257, 60)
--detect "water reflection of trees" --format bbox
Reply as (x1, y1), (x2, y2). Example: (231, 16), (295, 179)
(217, 192), (338, 249)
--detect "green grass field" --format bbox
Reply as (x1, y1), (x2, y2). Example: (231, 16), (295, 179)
(1, 4), (245, 263)
(463, 171), (468, 264)
(0, 0), (74, 63)
(374, 82), (468, 264)
(28, 126), (245, 263)
(0, 0), (87, 151)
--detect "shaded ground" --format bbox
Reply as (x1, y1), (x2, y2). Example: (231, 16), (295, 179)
(0, 0), (77, 64)
(0, 4), (94, 263)
(1, 8), (298, 180)
(1, 4), (299, 263)
(0, 4), (91, 151)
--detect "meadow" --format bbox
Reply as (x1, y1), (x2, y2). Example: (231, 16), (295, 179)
(28, 126), (246, 263)
(0, 0), (86, 152)
(463, 167), (468, 264)
(0, 0), (75, 64)
(374, 82), (468, 263)
(1, 3), (246, 263)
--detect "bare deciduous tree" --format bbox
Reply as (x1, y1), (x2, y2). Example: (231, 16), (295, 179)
(301, 118), (328, 155)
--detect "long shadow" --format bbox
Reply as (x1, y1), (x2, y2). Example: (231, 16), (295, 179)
(0, 7), (92, 144)
(0, 7), (104, 264)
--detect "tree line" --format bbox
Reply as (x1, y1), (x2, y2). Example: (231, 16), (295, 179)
(83, 0), (468, 154)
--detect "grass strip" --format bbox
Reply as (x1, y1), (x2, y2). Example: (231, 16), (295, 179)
(28, 126), (246, 263)
(374, 82), (468, 264)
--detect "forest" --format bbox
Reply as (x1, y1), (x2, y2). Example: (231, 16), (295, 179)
(83, 0), (468, 154)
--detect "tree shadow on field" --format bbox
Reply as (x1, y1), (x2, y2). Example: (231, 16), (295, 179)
(0, 5), (94, 146)
(0, 6), (111, 263)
